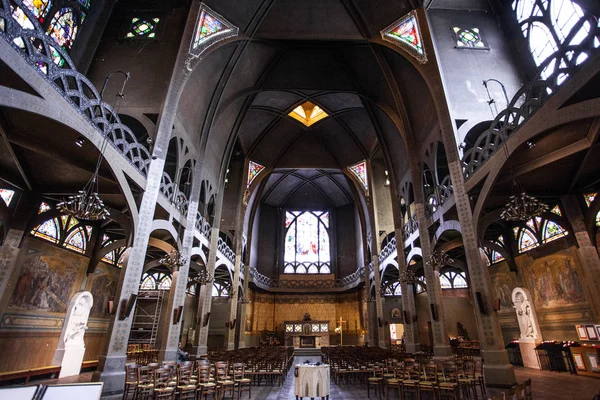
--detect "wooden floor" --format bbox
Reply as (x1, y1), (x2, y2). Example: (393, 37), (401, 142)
(29, 357), (600, 399)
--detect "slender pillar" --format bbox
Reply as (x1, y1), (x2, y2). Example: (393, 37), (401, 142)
(371, 257), (387, 348)
(363, 261), (377, 347)
(394, 227), (420, 353)
(226, 253), (242, 350)
(561, 194), (600, 318)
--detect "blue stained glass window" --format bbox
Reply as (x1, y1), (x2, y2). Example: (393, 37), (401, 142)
(32, 218), (60, 243)
(47, 8), (78, 50)
(64, 226), (86, 253)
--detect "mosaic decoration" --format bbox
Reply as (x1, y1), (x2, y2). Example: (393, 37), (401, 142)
(0, 189), (15, 206)
(452, 27), (488, 49)
(247, 160), (265, 188)
(348, 160), (369, 194)
(284, 211), (330, 274)
(126, 17), (160, 39)
(381, 11), (427, 63)
(189, 4), (238, 58)
(46, 8), (78, 50)
(288, 101), (329, 127)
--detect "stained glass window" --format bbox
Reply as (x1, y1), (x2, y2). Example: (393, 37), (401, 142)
(38, 202), (51, 214)
(64, 226), (86, 253)
(440, 271), (468, 289)
(453, 27), (488, 49)
(381, 11), (426, 62)
(453, 272), (468, 288)
(193, 9), (224, 49)
(288, 101), (329, 127)
(126, 17), (160, 39)
(190, 4), (238, 56)
(32, 218), (60, 243)
(584, 192), (597, 207)
(247, 160), (265, 188)
(596, 211), (600, 227)
(415, 276), (426, 294)
(512, 0), (596, 80)
(17, 0), (52, 24)
(550, 205), (562, 216)
(284, 211), (330, 274)
(140, 273), (156, 289)
(158, 275), (172, 290)
(440, 274), (452, 289)
(140, 272), (171, 290)
(78, 0), (91, 9)
(47, 8), (78, 50)
(348, 160), (369, 194)
(518, 228), (539, 252)
(542, 220), (568, 242)
(0, 189), (15, 206)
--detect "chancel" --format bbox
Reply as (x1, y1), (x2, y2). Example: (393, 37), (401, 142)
(0, 0), (599, 399)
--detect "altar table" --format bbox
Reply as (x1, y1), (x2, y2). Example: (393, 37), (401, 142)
(294, 363), (330, 400)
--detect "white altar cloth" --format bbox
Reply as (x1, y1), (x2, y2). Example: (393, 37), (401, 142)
(294, 363), (330, 399)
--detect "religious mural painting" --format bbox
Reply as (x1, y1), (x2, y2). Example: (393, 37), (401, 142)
(490, 264), (518, 311)
(9, 251), (81, 314)
(519, 251), (586, 309)
(86, 265), (119, 317)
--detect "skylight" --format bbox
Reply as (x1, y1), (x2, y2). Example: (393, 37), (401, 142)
(288, 101), (329, 127)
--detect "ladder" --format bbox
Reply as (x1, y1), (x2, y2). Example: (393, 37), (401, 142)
(129, 289), (165, 346)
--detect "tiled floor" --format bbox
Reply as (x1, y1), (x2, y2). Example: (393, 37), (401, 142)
(27, 358), (600, 399)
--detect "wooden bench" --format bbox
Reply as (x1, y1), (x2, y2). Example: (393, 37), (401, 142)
(0, 360), (98, 385)
(0, 366), (61, 385)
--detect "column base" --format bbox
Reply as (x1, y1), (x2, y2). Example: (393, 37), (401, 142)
(159, 349), (177, 363)
(481, 349), (517, 387)
(195, 345), (208, 357)
(92, 355), (127, 396)
(405, 343), (421, 353)
(433, 345), (453, 358)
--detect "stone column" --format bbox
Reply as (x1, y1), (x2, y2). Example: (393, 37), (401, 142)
(237, 261), (251, 349)
(394, 227), (420, 353)
(448, 159), (516, 386)
(226, 253), (242, 350)
(195, 222), (223, 356)
(371, 257), (387, 348)
(561, 194), (600, 318)
(363, 261), (377, 347)
(414, 203), (452, 357)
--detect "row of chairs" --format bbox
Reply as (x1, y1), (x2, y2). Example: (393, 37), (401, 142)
(367, 358), (486, 400)
(490, 380), (532, 400)
(123, 360), (251, 400)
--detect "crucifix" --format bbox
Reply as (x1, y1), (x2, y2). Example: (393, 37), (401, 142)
(336, 316), (346, 346)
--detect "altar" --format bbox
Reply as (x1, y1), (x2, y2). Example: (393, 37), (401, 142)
(285, 320), (330, 348)
(294, 363), (330, 400)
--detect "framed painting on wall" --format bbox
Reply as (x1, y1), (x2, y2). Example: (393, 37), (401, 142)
(586, 325), (599, 340)
(587, 353), (600, 373)
(573, 353), (587, 371)
(576, 325), (588, 340)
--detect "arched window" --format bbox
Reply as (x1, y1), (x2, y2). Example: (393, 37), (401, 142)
(384, 281), (402, 296)
(64, 226), (86, 253)
(512, 0), (596, 80)
(140, 273), (156, 289)
(32, 218), (60, 243)
(542, 219), (567, 242)
(47, 8), (78, 50)
(140, 272), (171, 290)
(439, 271), (469, 289)
(513, 213), (568, 253)
(517, 227), (539, 251)
(415, 276), (426, 294)
(284, 211), (330, 274)
(212, 282), (229, 297)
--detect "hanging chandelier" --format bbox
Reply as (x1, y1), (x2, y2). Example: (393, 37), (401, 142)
(500, 181), (549, 221)
(57, 71), (130, 221)
(426, 250), (454, 271)
(398, 269), (417, 285)
(160, 249), (186, 270)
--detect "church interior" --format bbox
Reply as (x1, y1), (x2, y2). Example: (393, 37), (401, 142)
(0, 0), (599, 398)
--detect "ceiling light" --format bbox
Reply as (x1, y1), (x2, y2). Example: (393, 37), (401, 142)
(288, 101), (329, 127)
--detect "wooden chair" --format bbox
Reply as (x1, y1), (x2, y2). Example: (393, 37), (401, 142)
(438, 362), (459, 400)
(504, 387), (517, 400)
(153, 368), (175, 400)
(367, 364), (385, 399)
(419, 362), (439, 400)
(474, 360), (486, 398)
(122, 363), (138, 400)
(232, 362), (251, 399)
(458, 359), (476, 399)
(523, 379), (532, 400)
(134, 366), (155, 400)
(215, 362), (234, 400)
(176, 366), (197, 400)
(197, 365), (218, 400)
(401, 363), (421, 400)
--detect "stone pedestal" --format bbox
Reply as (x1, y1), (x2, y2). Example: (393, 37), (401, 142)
(518, 339), (540, 370)
(57, 347), (86, 378)
(294, 364), (330, 399)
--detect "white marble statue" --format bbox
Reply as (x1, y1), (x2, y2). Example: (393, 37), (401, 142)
(53, 291), (93, 378)
(511, 287), (539, 340)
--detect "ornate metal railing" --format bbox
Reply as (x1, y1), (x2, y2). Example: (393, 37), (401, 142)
(0, 0), (152, 176)
(159, 172), (189, 214)
(195, 212), (211, 241)
(461, 25), (600, 180)
(217, 237), (235, 264)
(378, 236), (397, 264)
(249, 265), (364, 290)
(402, 213), (419, 241)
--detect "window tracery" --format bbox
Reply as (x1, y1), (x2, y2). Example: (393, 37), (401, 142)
(512, 213), (568, 253)
(439, 270), (468, 289)
(284, 211), (330, 274)
(212, 281), (229, 297)
(384, 281), (402, 296)
(140, 272), (171, 290)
